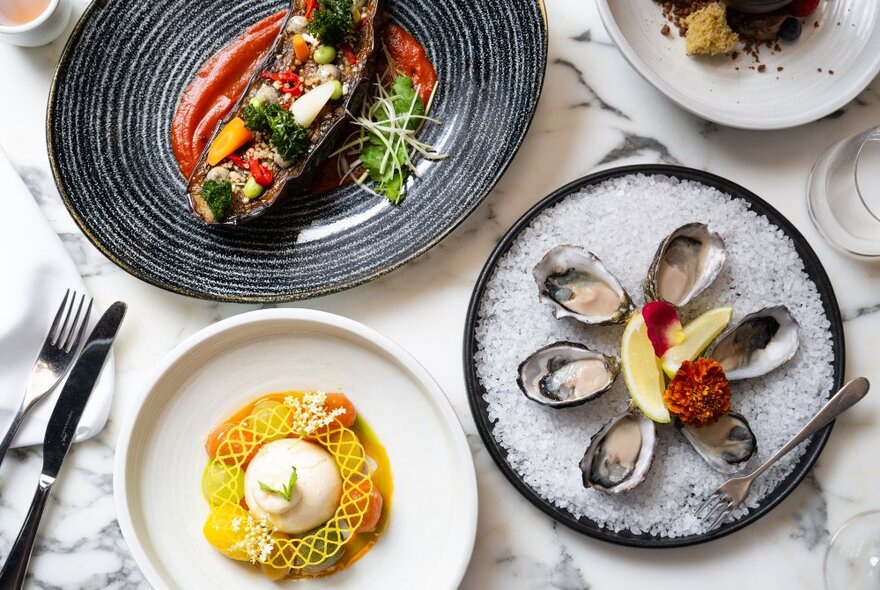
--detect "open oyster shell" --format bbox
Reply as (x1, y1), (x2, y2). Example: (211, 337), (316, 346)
(677, 412), (757, 474)
(579, 410), (656, 493)
(533, 246), (634, 325)
(644, 223), (727, 308)
(516, 342), (619, 408)
(707, 306), (799, 380)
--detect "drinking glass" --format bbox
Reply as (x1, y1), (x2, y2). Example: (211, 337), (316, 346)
(824, 510), (880, 590)
(807, 126), (880, 258)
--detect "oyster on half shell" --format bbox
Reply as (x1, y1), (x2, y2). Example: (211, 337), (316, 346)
(677, 412), (757, 474)
(707, 306), (799, 380)
(517, 342), (620, 408)
(644, 223), (727, 308)
(579, 410), (656, 493)
(534, 246), (634, 325)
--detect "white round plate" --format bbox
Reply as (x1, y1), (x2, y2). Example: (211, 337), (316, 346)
(597, 0), (880, 129)
(115, 309), (477, 590)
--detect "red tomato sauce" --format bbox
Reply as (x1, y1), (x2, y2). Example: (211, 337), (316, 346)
(171, 15), (436, 192)
(382, 22), (436, 105)
(171, 10), (285, 178)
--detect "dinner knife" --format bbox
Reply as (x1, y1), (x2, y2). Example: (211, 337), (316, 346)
(0, 301), (127, 589)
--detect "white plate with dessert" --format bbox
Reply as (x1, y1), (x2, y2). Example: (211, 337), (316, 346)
(114, 309), (477, 589)
(597, 0), (880, 129)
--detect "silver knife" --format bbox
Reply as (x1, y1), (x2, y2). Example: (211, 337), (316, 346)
(0, 301), (127, 589)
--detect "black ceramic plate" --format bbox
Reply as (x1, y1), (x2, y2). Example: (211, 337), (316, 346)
(463, 165), (845, 548)
(48, 0), (546, 302)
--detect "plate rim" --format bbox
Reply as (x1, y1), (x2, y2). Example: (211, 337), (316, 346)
(462, 164), (846, 548)
(595, 0), (880, 130)
(114, 308), (478, 588)
(46, 0), (549, 303)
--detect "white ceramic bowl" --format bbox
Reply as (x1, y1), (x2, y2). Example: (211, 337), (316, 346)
(115, 309), (477, 590)
(596, 0), (880, 129)
(0, 0), (70, 47)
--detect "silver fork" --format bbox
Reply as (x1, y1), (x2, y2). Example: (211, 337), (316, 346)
(0, 290), (92, 467)
(696, 377), (870, 530)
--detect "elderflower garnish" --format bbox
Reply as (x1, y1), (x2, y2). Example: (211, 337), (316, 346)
(259, 466), (298, 501)
(663, 358), (731, 427)
(284, 391), (346, 434)
(232, 515), (277, 564)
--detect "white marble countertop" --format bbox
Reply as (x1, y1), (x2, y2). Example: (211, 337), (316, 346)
(1, 0), (880, 588)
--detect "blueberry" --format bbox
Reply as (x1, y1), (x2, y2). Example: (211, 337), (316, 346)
(779, 17), (803, 42)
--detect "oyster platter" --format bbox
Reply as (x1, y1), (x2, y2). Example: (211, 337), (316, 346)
(466, 167), (843, 544)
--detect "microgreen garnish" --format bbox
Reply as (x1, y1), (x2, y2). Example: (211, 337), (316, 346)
(332, 72), (446, 204)
(258, 466), (298, 501)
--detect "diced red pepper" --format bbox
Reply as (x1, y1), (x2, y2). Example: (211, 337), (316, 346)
(305, 0), (318, 19)
(341, 44), (357, 65)
(249, 159), (274, 186)
(261, 70), (301, 84)
(227, 153), (247, 168)
(280, 84), (303, 98)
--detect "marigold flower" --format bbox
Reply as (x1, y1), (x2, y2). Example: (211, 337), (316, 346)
(663, 358), (731, 427)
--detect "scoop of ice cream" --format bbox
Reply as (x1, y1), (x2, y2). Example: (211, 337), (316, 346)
(244, 438), (342, 534)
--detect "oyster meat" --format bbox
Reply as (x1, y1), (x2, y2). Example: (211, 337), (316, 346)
(534, 246), (634, 324)
(580, 410), (656, 493)
(707, 306), (799, 380)
(678, 412), (757, 474)
(517, 342), (619, 408)
(644, 223), (727, 308)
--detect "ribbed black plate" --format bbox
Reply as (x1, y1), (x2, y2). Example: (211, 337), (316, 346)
(464, 165), (845, 548)
(48, 0), (547, 302)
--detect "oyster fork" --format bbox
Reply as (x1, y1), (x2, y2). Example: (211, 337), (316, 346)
(696, 377), (870, 530)
(0, 290), (92, 467)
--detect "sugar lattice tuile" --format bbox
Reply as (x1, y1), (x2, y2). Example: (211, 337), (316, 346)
(205, 393), (372, 569)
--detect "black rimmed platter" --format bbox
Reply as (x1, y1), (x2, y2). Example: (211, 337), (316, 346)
(48, 0), (546, 302)
(463, 165), (845, 548)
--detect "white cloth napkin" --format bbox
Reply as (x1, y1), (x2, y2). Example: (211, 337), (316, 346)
(0, 147), (114, 448)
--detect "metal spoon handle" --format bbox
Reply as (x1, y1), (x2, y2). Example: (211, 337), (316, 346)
(0, 476), (53, 589)
(750, 377), (870, 480)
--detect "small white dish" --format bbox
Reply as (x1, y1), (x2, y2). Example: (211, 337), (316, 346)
(596, 0), (880, 129)
(0, 0), (70, 47)
(115, 309), (477, 590)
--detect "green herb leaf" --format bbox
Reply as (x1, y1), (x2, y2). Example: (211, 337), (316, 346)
(390, 76), (424, 130)
(201, 179), (233, 221)
(258, 466), (298, 501)
(286, 466), (298, 492)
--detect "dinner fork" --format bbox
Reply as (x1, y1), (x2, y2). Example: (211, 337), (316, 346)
(696, 377), (870, 530)
(0, 290), (92, 467)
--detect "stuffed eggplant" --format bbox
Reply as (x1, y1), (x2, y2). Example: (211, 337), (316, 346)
(186, 0), (382, 225)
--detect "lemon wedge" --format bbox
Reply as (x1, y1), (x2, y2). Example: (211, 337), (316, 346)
(621, 312), (670, 423)
(660, 306), (733, 377)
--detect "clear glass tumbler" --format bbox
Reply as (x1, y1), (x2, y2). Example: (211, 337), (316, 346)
(808, 127), (880, 258)
(824, 510), (880, 590)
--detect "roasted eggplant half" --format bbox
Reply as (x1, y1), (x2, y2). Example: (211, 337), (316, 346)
(186, 0), (383, 225)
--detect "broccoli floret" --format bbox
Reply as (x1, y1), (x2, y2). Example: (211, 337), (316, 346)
(308, 0), (355, 46)
(202, 179), (233, 220)
(242, 100), (310, 161)
(243, 99), (271, 133)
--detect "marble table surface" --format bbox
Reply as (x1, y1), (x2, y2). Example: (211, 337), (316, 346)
(2, 0), (880, 588)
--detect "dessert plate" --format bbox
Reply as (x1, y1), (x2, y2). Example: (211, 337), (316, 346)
(596, 0), (880, 129)
(115, 309), (477, 588)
